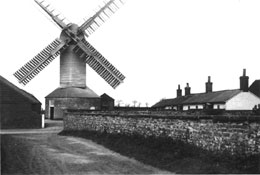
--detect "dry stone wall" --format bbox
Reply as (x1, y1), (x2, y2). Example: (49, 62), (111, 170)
(63, 112), (260, 156)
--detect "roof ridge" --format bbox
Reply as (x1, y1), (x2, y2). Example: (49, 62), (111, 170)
(0, 75), (41, 104)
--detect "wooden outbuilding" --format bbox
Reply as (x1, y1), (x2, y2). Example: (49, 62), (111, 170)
(0, 76), (42, 129)
(101, 93), (115, 111)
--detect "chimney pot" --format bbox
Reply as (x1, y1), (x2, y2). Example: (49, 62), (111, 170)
(177, 84), (182, 97)
(185, 83), (191, 96)
(240, 69), (249, 92)
(206, 76), (213, 93)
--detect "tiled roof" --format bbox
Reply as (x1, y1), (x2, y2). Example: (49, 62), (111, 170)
(249, 80), (260, 98)
(45, 87), (100, 98)
(152, 89), (241, 108)
(0, 75), (41, 104)
(182, 89), (241, 104)
(101, 93), (114, 100)
(152, 95), (192, 108)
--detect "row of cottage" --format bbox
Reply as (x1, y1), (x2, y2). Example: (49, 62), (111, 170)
(152, 69), (260, 111)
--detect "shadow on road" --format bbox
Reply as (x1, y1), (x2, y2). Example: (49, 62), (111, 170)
(0, 120), (63, 135)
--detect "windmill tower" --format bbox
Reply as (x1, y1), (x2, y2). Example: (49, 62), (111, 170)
(14, 0), (126, 119)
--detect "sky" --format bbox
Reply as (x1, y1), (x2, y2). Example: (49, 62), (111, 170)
(0, 0), (259, 108)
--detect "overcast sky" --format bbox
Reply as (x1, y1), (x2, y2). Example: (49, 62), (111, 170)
(0, 0), (259, 107)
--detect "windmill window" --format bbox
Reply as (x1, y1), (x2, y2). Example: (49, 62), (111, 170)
(49, 100), (54, 107)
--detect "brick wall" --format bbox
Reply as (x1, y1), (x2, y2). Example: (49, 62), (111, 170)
(45, 98), (101, 119)
(63, 111), (260, 156)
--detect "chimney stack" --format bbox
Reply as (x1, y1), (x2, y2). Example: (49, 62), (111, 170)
(240, 69), (249, 92)
(206, 76), (213, 93)
(185, 83), (191, 96)
(177, 84), (182, 97)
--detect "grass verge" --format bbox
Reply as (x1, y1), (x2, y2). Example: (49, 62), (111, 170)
(59, 130), (260, 174)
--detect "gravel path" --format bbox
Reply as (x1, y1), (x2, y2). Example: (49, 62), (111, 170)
(1, 120), (171, 175)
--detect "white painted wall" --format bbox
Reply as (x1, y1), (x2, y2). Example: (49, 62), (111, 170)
(165, 106), (178, 110)
(165, 106), (171, 110)
(183, 105), (204, 110)
(183, 106), (188, 111)
(226, 92), (260, 110)
(197, 105), (204, 109)
(213, 104), (225, 109)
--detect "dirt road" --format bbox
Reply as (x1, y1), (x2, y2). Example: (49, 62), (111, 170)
(1, 120), (170, 174)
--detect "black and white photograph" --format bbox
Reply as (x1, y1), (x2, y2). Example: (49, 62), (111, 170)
(0, 0), (259, 174)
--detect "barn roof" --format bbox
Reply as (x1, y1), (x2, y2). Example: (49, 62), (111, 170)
(152, 89), (241, 108)
(101, 93), (114, 100)
(0, 75), (41, 104)
(45, 87), (100, 98)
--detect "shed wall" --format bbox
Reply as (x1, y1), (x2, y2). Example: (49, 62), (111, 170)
(0, 83), (41, 129)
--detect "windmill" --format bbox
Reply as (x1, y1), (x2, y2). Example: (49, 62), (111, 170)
(13, 0), (126, 119)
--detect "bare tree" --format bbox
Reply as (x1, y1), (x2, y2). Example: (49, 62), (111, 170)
(132, 100), (138, 107)
(138, 102), (141, 107)
(145, 102), (149, 107)
(116, 100), (122, 107)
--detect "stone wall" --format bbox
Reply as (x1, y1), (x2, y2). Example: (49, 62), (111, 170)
(63, 112), (260, 156)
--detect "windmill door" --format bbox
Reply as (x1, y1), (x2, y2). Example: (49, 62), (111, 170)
(49, 100), (55, 120)
(50, 107), (54, 120)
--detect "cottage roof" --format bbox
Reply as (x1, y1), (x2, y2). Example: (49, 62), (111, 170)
(152, 89), (241, 108)
(152, 95), (192, 108)
(0, 75), (41, 104)
(45, 87), (100, 98)
(249, 80), (260, 98)
(181, 89), (241, 104)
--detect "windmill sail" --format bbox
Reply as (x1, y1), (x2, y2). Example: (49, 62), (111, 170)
(34, 0), (67, 29)
(73, 39), (125, 89)
(14, 0), (127, 88)
(80, 0), (126, 37)
(14, 39), (66, 85)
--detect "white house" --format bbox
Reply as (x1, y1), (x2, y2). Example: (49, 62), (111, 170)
(152, 69), (260, 111)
